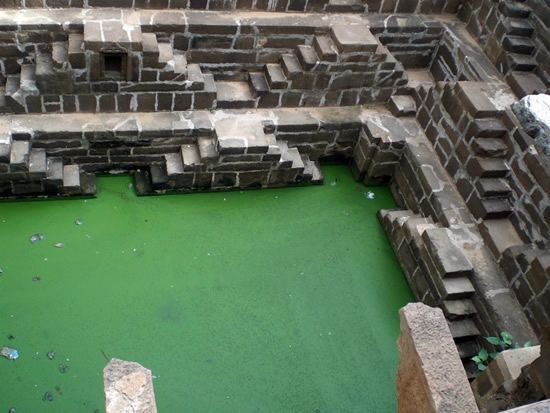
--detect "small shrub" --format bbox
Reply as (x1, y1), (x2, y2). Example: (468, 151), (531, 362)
(471, 332), (532, 372)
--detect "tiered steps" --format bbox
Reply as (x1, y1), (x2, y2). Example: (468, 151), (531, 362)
(0, 138), (95, 198)
(378, 208), (482, 378)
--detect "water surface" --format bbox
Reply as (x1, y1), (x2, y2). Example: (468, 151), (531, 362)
(0, 165), (412, 412)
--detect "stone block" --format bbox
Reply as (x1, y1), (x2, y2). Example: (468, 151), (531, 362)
(330, 25), (378, 53)
(104, 358), (157, 413)
(422, 227), (474, 278)
(389, 95), (417, 117)
(456, 82), (500, 119)
(507, 72), (547, 99)
(396, 303), (478, 413)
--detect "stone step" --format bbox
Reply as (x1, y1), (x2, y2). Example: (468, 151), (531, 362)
(180, 144), (203, 171)
(456, 339), (480, 359)
(422, 227), (474, 278)
(28, 148), (47, 178)
(471, 138), (509, 157)
(479, 219), (524, 256)
(503, 53), (538, 72)
(506, 71), (547, 98)
(502, 35), (535, 55)
(476, 178), (512, 197)
(141, 33), (160, 60)
(264, 64), (288, 89)
(313, 35), (338, 62)
(329, 25), (378, 53)
(35, 49), (55, 77)
(280, 54), (302, 80)
(448, 318), (480, 340)
(197, 137), (218, 162)
(149, 163), (168, 189)
(467, 157), (510, 178)
(19, 64), (38, 93)
(186, 64), (205, 89)
(468, 118), (507, 139)
(301, 159), (324, 184)
(498, 1), (531, 18)
(442, 299), (477, 320)
(215, 81), (255, 109)
(5, 75), (20, 97)
(164, 153), (184, 176)
(502, 17), (535, 37)
(325, 0), (365, 12)
(0, 87), (7, 114)
(173, 54), (188, 75)
(46, 157), (63, 183)
(68, 33), (85, 69)
(389, 95), (417, 117)
(442, 277), (476, 299)
(297, 45), (319, 71)
(62, 164), (81, 194)
(52, 42), (69, 69)
(9, 140), (30, 169)
(478, 198), (513, 219)
(248, 72), (270, 96)
(157, 42), (174, 64)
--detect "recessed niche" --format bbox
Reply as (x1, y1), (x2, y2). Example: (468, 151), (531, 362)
(101, 52), (126, 80)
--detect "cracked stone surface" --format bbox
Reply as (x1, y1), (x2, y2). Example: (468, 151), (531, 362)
(103, 358), (157, 413)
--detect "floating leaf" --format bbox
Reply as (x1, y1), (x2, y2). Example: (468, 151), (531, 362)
(489, 352), (499, 360)
(471, 355), (481, 363)
(477, 363), (487, 372)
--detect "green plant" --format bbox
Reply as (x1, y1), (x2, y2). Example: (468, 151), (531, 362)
(471, 332), (532, 372)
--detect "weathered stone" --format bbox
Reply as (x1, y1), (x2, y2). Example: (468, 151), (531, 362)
(512, 94), (550, 156)
(396, 303), (478, 413)
(103, 358), (157, 413)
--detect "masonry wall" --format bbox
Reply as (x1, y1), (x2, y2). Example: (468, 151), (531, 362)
(410, 80), (550, 340)
(1, 0), (463, 14)
(459, 0), (549, 97)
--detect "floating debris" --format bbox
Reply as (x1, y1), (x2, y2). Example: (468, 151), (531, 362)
(54, 243), (64, 249)
(47, 351), (55, 360)
(8, 408), (16, 413)
(42, 391), (54, 402)
(0, 267), (3, 275)
(330, 180), (337, 186)
(74, 218), (83, 225)
(32, 276), (41, 282)
(58, 364), (69, 374)
(30, 233), (44, 244)
(7, 334), (15, 340)
(128, 183), (133, 190)
(1, 347), (19, 360)
(364, 191), (376, 200)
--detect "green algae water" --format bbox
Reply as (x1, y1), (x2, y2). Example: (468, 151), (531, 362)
(0, 165), (412, 412)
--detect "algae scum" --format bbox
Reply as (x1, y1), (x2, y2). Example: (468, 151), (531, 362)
(0, 165), (412, 412)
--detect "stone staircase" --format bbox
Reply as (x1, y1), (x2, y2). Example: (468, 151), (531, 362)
(497, 1), (547, 97)
(136, 117), (323, 194)
(0, 138), (95, 198)
(379, 208), (481, 378)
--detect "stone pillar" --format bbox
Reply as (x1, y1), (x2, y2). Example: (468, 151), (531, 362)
(396, 302), (478, 413)
(103, 358), (157, 413)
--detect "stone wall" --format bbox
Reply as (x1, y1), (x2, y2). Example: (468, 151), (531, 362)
(1, 10), (448, 114)
(459, 0), (550, 97)
(409, 79), (550, 339)
(1, 0), (462, 14)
